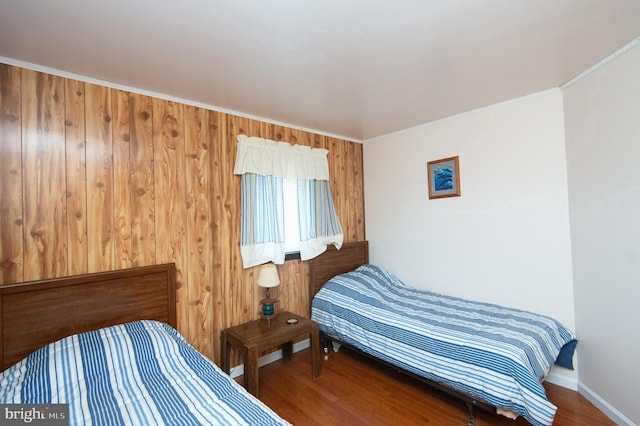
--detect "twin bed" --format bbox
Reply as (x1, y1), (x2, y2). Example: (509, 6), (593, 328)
(309, 241), (577, 426)
(0, 264), (289, 425)
(0, 241), (577, 426)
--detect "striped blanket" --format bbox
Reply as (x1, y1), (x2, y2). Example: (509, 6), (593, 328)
(0, 320), (290, 426)
(311, 264), (577, 426)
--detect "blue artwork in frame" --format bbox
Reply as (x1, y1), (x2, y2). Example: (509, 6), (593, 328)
(427, 156), (461, 199)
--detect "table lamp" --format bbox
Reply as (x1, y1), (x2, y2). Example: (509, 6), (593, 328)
(257, 263), (280, 321)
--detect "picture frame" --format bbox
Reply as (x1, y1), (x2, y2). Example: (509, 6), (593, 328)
(427, 156), (460, 199)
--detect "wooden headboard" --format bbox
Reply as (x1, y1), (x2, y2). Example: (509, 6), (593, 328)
(309, 241), (369, 304)
(0, 263), (177, 371)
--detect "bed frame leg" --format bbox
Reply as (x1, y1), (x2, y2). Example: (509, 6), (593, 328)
(466, 402), (475, 426)
(319, 335), (330, 360)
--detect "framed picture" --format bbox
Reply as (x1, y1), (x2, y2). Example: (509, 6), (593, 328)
(427, 156), (460, 199)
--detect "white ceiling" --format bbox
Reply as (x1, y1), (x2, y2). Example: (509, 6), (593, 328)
(1, 1), (639, 141)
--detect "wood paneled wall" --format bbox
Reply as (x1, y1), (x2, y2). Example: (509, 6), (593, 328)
(0, 63), (365, 363)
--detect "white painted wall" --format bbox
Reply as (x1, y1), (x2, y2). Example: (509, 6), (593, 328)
(563, 45), (640, 426)
(363, 89), (577, 386)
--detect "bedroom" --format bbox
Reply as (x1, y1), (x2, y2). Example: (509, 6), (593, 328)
(1, 1), (639, 425)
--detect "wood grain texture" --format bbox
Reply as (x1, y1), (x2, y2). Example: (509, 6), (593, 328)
(0, 64), (365, 363)
(0, 64), (23, 284)
(153, 98), (188, 330)
(21, 70), (67, 280)
(184, 104), (212, 354)
(208, 109), (226, 363)
(0, 263), (177, 371)
(225, 115), (252, 330)
(112, 89), (133, 270)
(129, 93), (156, 267)
(64, 78), (88, 275)
(347, 142), (365, 241)
(85, 83), (114, 272)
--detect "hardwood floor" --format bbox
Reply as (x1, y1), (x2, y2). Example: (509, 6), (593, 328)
(255, 347), (614, 425)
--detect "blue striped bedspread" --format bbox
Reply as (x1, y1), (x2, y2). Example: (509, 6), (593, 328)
(0, 320), (290, 426)
(311, 264), (577, 426)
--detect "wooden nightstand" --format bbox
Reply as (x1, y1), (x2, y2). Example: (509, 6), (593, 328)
(220, 311), (321, 397)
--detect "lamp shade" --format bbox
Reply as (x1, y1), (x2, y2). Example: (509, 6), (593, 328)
(257, 263), (280, 288)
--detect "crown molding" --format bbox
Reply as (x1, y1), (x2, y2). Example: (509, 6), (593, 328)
(560, 36), (640, 90)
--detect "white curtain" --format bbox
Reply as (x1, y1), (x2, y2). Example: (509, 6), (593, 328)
(234, 135), (343, 268)
(234, 135), (330, 180)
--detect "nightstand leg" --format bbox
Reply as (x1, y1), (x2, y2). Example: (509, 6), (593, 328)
(282, 341), (293, 359)
(245, 345), (259, 396)
(220, 331), (230, 374)
(311, 322), (321, 378)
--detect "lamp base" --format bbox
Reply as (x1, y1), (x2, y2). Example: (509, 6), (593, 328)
(261, 312), (278, 327)
(260, 298), (278, 314)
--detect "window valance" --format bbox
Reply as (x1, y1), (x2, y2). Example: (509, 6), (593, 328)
(233, 135), (330, 181)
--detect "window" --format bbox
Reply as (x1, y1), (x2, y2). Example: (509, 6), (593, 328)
(283, 178), (300, 255)
(234, 135), (343, 268)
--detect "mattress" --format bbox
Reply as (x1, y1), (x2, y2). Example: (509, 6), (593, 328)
(0, 320), (290, 426)
(311, 264), (577, 426)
